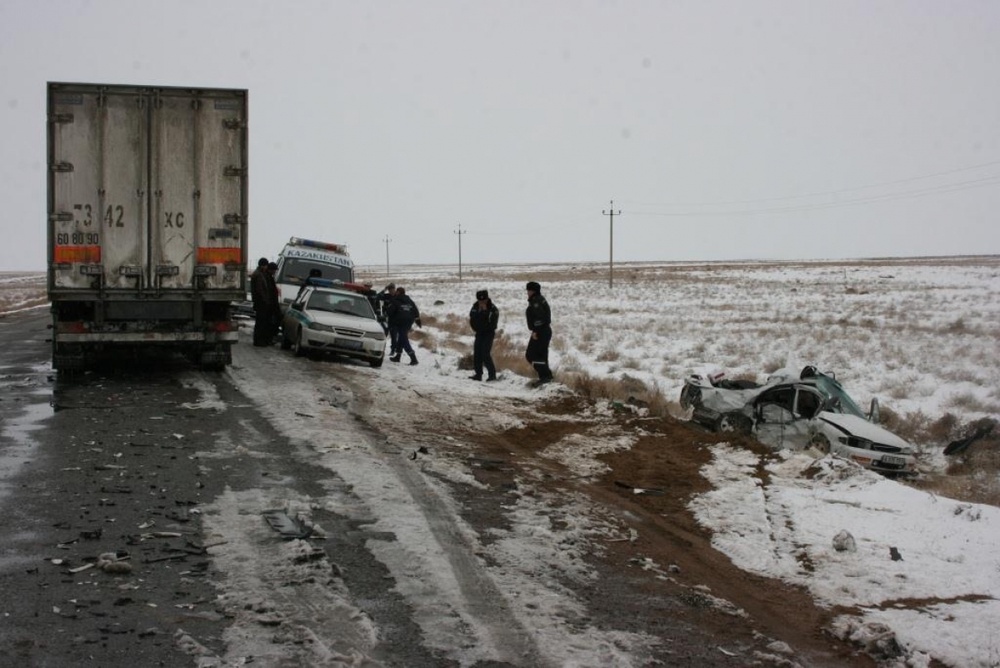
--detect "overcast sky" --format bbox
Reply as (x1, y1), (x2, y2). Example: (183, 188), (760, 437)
(2, 0), (999, 271)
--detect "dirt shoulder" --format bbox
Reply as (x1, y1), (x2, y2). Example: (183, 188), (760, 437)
(424, 390), (874, 666)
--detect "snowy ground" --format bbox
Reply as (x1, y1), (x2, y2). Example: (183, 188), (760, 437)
(360, 257), (1000, 668)
(9, 257), (999, 666)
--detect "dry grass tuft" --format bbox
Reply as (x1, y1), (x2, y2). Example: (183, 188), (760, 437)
(559, 371), (676, 418)
(880, 407), (965, 446)
(491, 331), (532, 376)
(918, 423), (1000, 506)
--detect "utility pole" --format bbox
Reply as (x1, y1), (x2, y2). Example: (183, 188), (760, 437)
(383, 235), (391, 277)
(602, 200), (621, 288)
(454, 224), (467, 281)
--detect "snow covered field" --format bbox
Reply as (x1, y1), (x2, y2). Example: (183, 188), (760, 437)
(374, 257), (1000, 438)
(361, 256), (1000, 667)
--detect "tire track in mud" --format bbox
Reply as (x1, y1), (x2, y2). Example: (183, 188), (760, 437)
(333, 371), (546, 667)
(225, 344), (546, 666)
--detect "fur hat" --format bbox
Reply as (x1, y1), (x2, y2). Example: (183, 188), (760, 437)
(526, 281), (541, 292)
(476, 289), (489, 300)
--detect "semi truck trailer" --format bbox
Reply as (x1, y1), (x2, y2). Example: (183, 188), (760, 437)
(47, 82), (248, 370)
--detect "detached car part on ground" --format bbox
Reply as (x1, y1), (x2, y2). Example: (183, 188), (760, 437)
(281, 282), (386, 367)
(680, 366), (916, 475)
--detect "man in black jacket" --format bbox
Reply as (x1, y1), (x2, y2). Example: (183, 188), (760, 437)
(387, 287), (421, 365)
(524, 281), (553, 385)
(250, 257), (278, 346)
(468, 289), (499, 381)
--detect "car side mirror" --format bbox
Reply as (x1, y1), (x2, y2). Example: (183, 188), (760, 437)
(868, 397), (880, 423)
(291, 302), (304, 311)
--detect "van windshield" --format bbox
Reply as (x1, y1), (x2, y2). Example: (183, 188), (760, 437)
(278, 258), (353, 284)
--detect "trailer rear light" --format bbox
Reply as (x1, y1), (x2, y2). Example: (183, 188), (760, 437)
(196, 247), (242, 264)
(54, 245), (101, 263)
(210, 321), (237, 332)
(194, 265), (218, 276)
(119, 265), (142, 276)
(79, 264), (104, 275)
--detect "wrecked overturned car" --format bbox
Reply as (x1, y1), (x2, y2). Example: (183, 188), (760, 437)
(680, 366), (916, 475)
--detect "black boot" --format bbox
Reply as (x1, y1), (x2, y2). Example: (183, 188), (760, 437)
(390, 354), (401, 362)
(408, 354), (418, 366)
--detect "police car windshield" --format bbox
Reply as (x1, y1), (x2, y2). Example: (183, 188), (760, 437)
(307, 292), (373, 319)
(279, 258), (353, 284)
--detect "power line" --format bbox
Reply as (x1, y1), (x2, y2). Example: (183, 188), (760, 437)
(626, 174), (1000, 218)
(622, 158), (1000, 208)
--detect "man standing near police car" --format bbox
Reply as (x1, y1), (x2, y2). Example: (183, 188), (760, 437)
(525, 281), (553, 385)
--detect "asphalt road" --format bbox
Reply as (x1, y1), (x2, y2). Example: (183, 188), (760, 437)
(0, 313), (443, 667)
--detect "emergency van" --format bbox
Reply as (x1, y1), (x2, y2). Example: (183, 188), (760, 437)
(274, 237), (355, 309)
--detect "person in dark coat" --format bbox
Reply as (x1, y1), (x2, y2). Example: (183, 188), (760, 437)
(377, 283), (397, 337)
(266, 262), (281, 341)
(295, 268), (323, 302)
(469, 288), (499, 381)
(387, 286), (421, 365)
(250, 257), (277, 346)
(524, 281), (553, 384)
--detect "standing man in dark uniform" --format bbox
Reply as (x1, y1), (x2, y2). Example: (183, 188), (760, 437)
(524, 281), (553, 385)
(469, 289), (499, 381)
(387, 287), (421, 365)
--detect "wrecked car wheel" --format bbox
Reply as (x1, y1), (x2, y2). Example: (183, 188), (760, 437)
(679, 384), (701, 410)
(809, 433), (832, 454)
(717, 413), (752, 434)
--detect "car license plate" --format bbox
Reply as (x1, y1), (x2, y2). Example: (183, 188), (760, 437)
(881, 455), (906, 467)
(336, 339), (363, 351)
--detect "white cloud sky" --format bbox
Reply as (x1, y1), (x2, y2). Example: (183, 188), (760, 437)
(2, 0), (999, 271)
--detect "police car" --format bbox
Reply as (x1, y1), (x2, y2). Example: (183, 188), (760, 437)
(280, 279), (386, 367)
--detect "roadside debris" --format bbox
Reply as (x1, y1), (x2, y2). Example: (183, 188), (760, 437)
(262, 510), (313, 540)
(614, 481), (665, 496)
(832, 530), (857, 553)
(944, 419), (996, 456)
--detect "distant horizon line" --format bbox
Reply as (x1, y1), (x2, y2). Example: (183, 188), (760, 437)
(4, 252), (998, 275)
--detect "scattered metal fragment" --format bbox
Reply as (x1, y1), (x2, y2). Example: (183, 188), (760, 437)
(944, 420), (996, 456)
(614, 481), (665, 496)
(262, 510), (313, 540)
